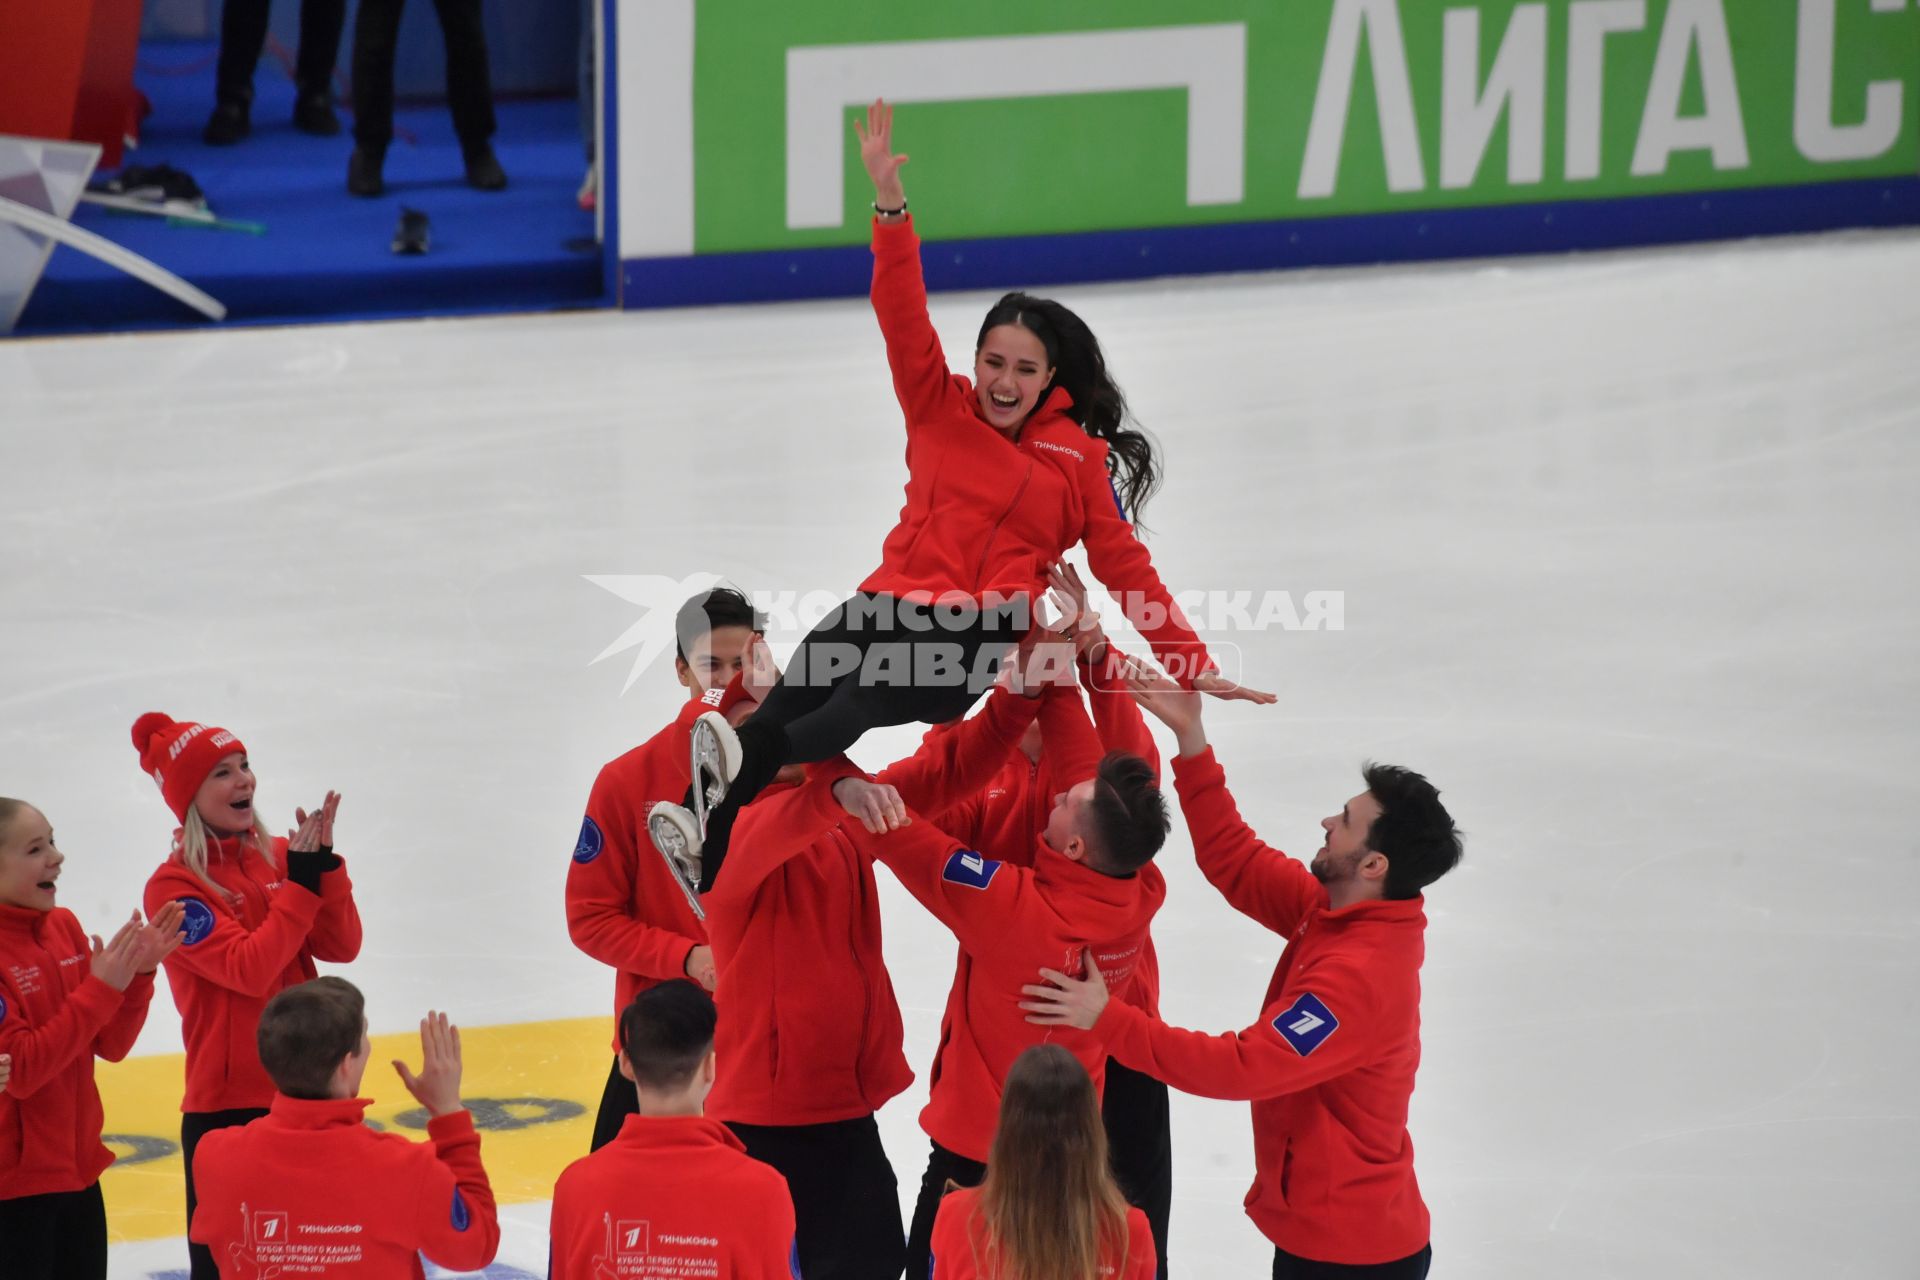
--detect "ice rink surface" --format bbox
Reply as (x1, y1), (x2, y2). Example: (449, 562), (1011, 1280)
(4, 228), (1919, 1277)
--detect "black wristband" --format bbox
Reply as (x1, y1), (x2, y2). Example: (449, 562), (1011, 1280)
(873, 200), (907, 217)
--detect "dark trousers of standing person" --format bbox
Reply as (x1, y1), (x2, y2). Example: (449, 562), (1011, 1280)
(350, 0), (497, 154)
(1273, 1243), (1433, 1279)
(215, 0), (345, 108)
(696, 593), (1024, 893)
(183, 1107), (270, 1280)
(727, 1116), (905, 1280)
(1104, 1058), (1173, 1280)
(905, 1139), (988, 1280)
(588, 1054), (639, 1152)
(0, 1182), (108, 1280)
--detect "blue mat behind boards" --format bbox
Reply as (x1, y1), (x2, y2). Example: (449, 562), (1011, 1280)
(17, 40), (603, 336)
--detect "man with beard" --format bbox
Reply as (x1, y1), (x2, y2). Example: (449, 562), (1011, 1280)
(1022, 668), (1462, 1280)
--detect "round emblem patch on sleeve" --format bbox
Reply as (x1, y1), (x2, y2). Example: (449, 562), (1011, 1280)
(178, 897), (217, 946)
(572, 815), (605, 865)
(450, 1188), (471, 1231)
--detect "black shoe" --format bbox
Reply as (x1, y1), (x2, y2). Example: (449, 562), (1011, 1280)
(463, 145), (507, 191)
(391, 207), (430, 255)
(202, 101), (250, 146)
(347, 148), (385, 197)
(292, 92), (341, 136)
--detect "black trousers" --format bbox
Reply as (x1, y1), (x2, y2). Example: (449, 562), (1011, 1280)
(589, 1053), (638, 1152)
(1273, 1243), (1433, 1279)
(728, 1115), (904, 1280)
(754, 593), (1025, 764)
(697, 593), (1023, 892)
(905, 1139), (987, 1280)
(350, 0), (497, 152)
(0, 1182), (107, 1280)
(1103, 1058), (1172, 1280)
(215, 0), (345, 105)
(184, 1107), (271, 1280)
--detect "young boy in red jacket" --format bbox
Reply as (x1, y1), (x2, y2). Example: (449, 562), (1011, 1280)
(549, 980), (799, 1280)
(567, 587), (772, 1149)
(0, 798), (183, 1280)
(1023, 672), (1463, 1279)
(702, 666), (1059, 1280)
(833, 690), (1171, 1280)
(189, 977), (501, 1278)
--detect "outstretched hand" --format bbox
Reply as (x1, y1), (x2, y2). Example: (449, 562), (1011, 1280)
(1193, 670), (1277, 705)
(1120, 660), (1209, 758)
(833, 776), (910, 834)
(853, 99), (909, 208)
(393, 1012), (464, 1118)
(1019, 956), (1109, 1031)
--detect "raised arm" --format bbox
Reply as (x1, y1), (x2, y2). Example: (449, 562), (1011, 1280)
(1127, 670), (1321, 936)
(859, 99), (972, 426)
(879, 684), (1041, 813)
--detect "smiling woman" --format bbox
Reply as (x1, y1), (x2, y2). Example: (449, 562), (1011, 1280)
(639, 98), (1278, 919)
(131, 712), (365, 1280)
(0, 797), (182, 1280)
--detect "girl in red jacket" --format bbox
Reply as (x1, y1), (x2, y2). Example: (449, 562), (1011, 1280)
(654, 98), (1271, 893)
(0, 797), (184, 1280)
(133, 712), (363, 1280)
(930, 1043), (1154, 1280)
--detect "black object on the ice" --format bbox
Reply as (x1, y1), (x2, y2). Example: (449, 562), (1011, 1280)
(391, 208), (430, 256)
(293, 92), (342, 137)
(463, 146), (507, 192)
(93, 164), (205, 203)
(202, 101), (250, 146)
(347, 149), (385, 198)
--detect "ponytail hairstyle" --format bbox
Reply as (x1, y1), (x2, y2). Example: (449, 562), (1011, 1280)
(977, 293), (1162, 527)
(969, 1044), (1134, 1280)
(178, 807), (278, 904)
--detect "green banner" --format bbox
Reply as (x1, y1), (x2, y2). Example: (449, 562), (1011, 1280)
(686, 0), (1919, 254)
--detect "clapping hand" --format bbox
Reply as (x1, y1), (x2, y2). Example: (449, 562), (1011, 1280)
(88, 912), (146, 991)
(393, 1012), (464, 1118)
(134, 901), (187, 974)
(289, 791), (341, 852)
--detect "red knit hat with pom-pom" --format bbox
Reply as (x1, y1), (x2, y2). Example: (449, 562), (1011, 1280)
(131, 713), (247, 822)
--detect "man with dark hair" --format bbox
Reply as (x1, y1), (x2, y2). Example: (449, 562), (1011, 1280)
(1024, 670), (1463, 1280)
(549, 981), (800, 1280)
(831, 675), (1171, 1279)
(188, 978), (500, 1277)
(567, 586), (770, 1150)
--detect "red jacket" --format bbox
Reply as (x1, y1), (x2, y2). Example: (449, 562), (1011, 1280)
(931, 1186), (1155, 1280)
(568, 693), (714, 1048)
(550, 1114), (797, 1280)
(933, 651), (1165, 1017)
(144, 834), (362, 1112)
(189, 1094), (499, 1278)
(1097, 748), (1429, 1265)
(705, 686), (1043, 1128)
(855, 810), (1165, 1163)
(864, 215), (1212, 683)
(0, 904), (156, 1198)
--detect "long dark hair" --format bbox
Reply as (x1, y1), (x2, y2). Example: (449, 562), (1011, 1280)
(977, 293), (1162, 526)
